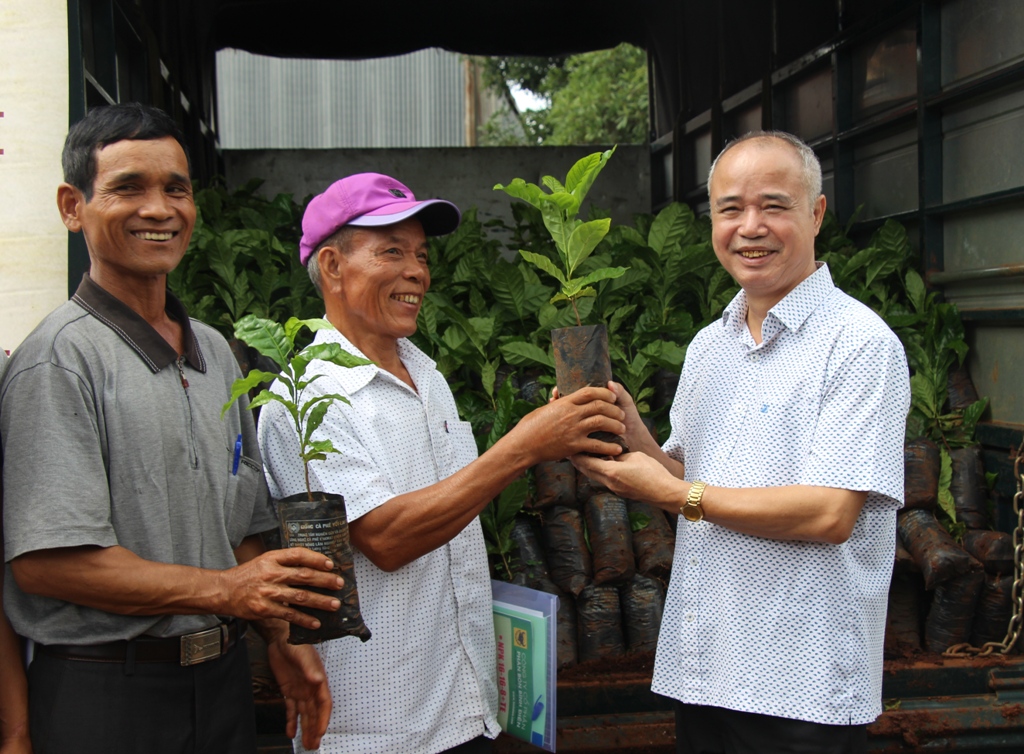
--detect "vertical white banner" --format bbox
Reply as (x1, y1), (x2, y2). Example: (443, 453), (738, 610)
(0, 0), (70, 351)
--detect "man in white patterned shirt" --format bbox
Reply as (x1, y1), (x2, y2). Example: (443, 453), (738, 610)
(575, 132), (910, 754)
(258, 173), (626, 754)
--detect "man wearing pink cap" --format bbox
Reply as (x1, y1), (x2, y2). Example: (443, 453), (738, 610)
(259, 173), (626, 753)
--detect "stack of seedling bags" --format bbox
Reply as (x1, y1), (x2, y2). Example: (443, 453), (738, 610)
(506, 454), (675, 669)
(891, 374), (1014, 655)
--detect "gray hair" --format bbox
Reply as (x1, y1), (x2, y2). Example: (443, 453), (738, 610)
(306, 226), (357, 297)
(707, 130), (823, 212)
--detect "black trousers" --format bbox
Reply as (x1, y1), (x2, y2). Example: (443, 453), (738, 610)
(28, 640), (256, 754)
(442, 735), (494, 754)
(675, 703), (868, 754)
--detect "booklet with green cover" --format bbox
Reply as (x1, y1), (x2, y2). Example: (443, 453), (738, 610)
(492, 580), (558, 752)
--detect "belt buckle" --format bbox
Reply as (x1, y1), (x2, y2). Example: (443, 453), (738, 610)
(179, 624), (227, 667)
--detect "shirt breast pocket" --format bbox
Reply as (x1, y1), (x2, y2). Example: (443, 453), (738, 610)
(224, 455), (261, 547)
(444, 420), (479, 477)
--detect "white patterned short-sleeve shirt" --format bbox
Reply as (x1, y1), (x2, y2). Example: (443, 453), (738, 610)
(258, 328), (499, 754)
(653, 263), (910, 725)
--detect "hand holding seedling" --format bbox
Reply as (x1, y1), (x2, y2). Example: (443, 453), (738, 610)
(220, 546), (344, 629)
(512, 385), (625, 463)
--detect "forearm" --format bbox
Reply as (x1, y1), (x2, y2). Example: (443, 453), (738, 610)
(10, 544), (229, 616)
(352, 431), (533, 570)
(0, 616), (28, 746)
(649, 478), (866, 544)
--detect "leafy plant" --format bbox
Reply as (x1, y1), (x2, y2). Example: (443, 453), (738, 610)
(221, 315), (372, 500)
(493, 148), (628, 325)
(169, 179), (320, 339)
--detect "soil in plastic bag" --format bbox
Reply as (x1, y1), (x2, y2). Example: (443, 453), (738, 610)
(620, 574), (665, 654)
(884, 572), (923, 657)
(531, 578), (579, 669)
(894, 533), (919, 575)
(277, 493), (371, 644)
(577, 584), (625, 662)
(542, 505), (593, 596)
(576, 470), (607, 505)
(925, 569), (985, 652)
(585, 493), (636, 587)
(962, 530), (1014, 575)
(948, 445), (990, 530)
(532, 460), (577, 510)
(627, 500), (675, 580)
(897, 509), (977, 590)
(551, 324), (628, 453)
(508, 516), (551, 587)
(904, 438), (939, 510)
(970, 572), (1013, 646)
(947, 363), (980, 410)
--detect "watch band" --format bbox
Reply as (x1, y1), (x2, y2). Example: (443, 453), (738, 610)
(681, 480), (707, 522)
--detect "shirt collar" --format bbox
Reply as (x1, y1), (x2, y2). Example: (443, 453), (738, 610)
(721, 262), (834, 335)
(312, 325), (437, 396)
(71, 274), (206, 374)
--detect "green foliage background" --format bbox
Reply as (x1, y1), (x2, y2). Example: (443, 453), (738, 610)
(478, 44), (649, 146)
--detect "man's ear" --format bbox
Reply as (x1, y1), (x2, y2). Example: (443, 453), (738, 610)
(317, 245), (345, 294)
(57, 183), (85, 233)
(812, 193), (827, 236)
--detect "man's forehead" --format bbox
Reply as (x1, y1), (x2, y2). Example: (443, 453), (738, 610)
(94, 137), (189, 173)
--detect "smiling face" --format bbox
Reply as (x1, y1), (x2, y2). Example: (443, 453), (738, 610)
(57, 136), (195, 286)
(709, 137), (826, 313)
(319, 217), (430, 353)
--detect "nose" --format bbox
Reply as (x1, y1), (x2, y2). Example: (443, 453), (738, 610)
(138, 189), (174, 220)
(738, 206), (767, 237)
(403, 254), (429, 283)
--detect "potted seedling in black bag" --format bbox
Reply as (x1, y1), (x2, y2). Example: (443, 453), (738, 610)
(223, 314), (373, 644)
(494, 147), (629, 451)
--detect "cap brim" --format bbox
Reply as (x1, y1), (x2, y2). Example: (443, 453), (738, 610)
(347, 199), (461, 236)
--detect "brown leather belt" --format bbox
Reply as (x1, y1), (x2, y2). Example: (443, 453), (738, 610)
(39, 619), (247, 667)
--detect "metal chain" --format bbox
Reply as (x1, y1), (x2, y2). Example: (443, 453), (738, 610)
(944, 434), (1024, 657)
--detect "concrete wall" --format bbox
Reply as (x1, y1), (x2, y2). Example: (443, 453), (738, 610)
(0, 0), (70, 351)
(223, 146), (651, 235)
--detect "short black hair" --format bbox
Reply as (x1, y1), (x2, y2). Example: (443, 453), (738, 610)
(62, 103), (191, 200)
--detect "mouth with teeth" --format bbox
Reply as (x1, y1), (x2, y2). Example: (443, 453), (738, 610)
(132, 231), (176, 241)
(737, 249), (774, 259)
(391, 293), (421, 305)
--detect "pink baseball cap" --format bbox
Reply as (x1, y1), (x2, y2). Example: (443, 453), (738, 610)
(299, 172), (461, 264)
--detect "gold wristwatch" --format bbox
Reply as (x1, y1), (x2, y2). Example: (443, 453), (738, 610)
(681, 481), (707, 522)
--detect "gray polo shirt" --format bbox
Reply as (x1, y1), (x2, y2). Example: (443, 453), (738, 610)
(0, 275), (275, 644)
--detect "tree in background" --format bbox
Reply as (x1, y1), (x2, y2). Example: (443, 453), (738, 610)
(478, 44), (648, 146)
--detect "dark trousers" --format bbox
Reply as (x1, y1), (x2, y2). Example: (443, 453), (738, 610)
(442, 735), (494, 754)
(28, 640), (256, 754)
(675, 703), (868, 754)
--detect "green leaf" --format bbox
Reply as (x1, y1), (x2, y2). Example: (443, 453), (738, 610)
(481, 360), (497, 399)
(565, 147), (615, 204)
(937, 447), (956, 522)
(565, 218), (612, 278)
(233, 315), (291, 369)
(493, 178), (549, 210)
(285, 316), (333, 344)
(628, 511), (652, 532)
(249, 389), (299, 427)
(500, 341), (555, 369)
(519, 249), (568, 287)
(221, 369), (280, 417)
(647, 202), (691, 256)
(573, 266), (628, 291)
(491, 260), (528, 320)
(303, 401), (331, 444)
(302, 342), (374, 369)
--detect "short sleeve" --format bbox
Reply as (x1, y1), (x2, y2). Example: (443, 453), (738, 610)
(1, 361), (119, 559)
(801, 329), (910, 506)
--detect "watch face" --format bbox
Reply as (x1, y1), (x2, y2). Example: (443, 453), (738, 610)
(682, 504), (703, 522)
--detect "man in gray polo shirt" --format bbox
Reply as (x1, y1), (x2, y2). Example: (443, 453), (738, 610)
(0, 104), (338, 754)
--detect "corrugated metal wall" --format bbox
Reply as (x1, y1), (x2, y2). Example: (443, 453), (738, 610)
(216, 48), (467, 148)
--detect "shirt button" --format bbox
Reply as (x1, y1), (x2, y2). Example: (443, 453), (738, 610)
(685, 613), (695, 623)
(689, 557), (699, 567)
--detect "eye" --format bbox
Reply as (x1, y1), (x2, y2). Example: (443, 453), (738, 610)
(718, 206), (741, 217)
